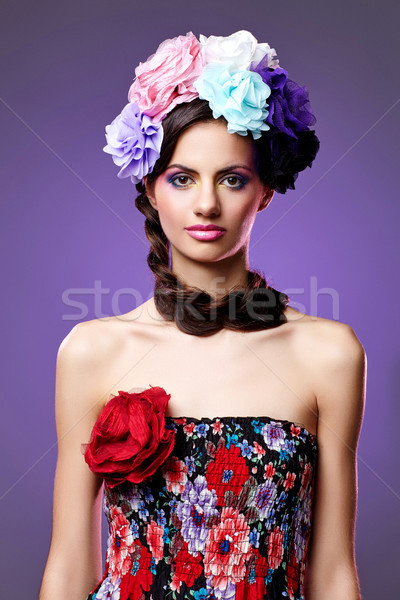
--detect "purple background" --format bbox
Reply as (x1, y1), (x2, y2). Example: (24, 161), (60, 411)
(1, 1), (399, 597)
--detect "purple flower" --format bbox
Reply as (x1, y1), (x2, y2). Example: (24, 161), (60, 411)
(251, 481), (278, 519)
(262, 421), (286, 453)
(103, 101), (163, 184)
(176, 475), (218, 554)
(251, 61), (317, 139)
(95, 573), (121, 600)
(206, 576), (236, 599)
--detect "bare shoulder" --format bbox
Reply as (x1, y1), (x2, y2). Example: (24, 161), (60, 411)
(59, 316), (122, 359)
(56, 316), (127, 408)
(284, 306), (367, 416)
(284, 305), (366, 366)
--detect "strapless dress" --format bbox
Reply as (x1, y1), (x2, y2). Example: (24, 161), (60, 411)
(81, 385), (318, 600)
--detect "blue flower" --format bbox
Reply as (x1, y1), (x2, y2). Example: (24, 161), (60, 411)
(226, 432), (239, 449)
(103, 101), (163, 184)
(150, 556), (156, 575)
(163, 525), (170, 544)
(185, 455), (196, 476)
(193, 63), (271, 139)
(194, 588), (207, 600)
(143, 486), (154, 503)
(138, 500), (149, 520)
(249, 527), (260, 548)
(195, 423), (209, 437)
(130, 521), (139, 539)
(222, 468), (233, 482)
(284, 438), (295, 457)
(239, 439), (253, 458)
(251, 419), (264, 434)
(276, 490), (288, 510)
(157, 508), (166, 526)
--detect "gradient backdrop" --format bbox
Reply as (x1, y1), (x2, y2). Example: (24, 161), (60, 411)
(1, 1), (399, 597)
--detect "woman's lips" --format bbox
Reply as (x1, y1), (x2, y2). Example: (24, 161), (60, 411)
(185, 228), (226, 240)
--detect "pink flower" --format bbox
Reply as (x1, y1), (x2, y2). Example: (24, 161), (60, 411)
(162, 456), (188, 494)
(290, 423), (302, 438)
(263, 461), (276, 480)
(128, 31), (205, 123)
(283, 471), (297, 491)
(212, 419), (224, 435)
(147, 519), (164, 564)
(183, 422), (196, 436)
(252, 440), (266, 459)
(204, 507), (252, 589)
(268, 526), (284, 570)
(107, 506), (133, 584)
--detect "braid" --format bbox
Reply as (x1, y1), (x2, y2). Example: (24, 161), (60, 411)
(135, 183), (289, 337)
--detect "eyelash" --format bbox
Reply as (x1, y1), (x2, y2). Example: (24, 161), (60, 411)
(167, 173), (249, 190)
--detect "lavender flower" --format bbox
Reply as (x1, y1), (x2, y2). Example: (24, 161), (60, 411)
(103, 101), (163, 184)
(176, 475), (218, 554)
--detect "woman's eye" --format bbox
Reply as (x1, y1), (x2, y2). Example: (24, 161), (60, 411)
(222, 175), (247, 189)
(167, 173), (248, 189)
(168, 174), (193, 187)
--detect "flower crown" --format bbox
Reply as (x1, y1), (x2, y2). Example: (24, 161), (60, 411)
(103, 30), (317, 185)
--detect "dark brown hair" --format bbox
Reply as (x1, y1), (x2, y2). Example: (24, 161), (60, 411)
(135, 98), (319, 336)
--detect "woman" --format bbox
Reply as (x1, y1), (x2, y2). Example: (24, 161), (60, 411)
(39, 31), (366, 600)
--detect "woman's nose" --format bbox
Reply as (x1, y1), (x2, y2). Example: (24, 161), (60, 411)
(193, 181), (221, 216)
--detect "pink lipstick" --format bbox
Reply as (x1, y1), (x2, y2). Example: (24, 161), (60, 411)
(185, 224), (226, 241)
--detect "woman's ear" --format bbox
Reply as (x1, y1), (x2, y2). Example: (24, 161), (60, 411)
(258, 187), (275, 212)
(143, 176), (157, 210)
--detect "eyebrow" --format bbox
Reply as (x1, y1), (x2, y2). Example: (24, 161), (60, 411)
(165, 163), (254, 175)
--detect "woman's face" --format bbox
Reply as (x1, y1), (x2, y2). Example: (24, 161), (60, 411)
(145, 119), (273, 265)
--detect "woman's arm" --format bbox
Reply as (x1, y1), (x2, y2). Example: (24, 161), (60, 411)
(39, 322), (109, 600)
(304, 321), (367, 600)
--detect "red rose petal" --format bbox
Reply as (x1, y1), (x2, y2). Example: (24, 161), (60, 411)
(82, 386), (176, 488)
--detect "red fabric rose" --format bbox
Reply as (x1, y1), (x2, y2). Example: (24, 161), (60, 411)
(81, 386), (176, 488)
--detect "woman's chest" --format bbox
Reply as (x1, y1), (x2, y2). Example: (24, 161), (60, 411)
(103, 325), (319, 436)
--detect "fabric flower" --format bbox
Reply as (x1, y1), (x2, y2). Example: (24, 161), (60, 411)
(119, 540), (153, 600)
(235, 550), (268, 599)
(162, 456), (188, 494)
(203, 506), (252, 589)
(199, 30), (279, 71)
(251, 63), (317, 138)
(193, 63), (271, 140)
(147, 519), (164, 563)
(206, 442), (250, 506)
(268, 525), (284, 570)
(251, 480), (278, 519)
(102, 101), (163, 184)
(176, 475), (219, 554)
(261, 421), (286, 453)
(170, 541), (203, 591)
(106, 505), (133, 584)
(128, 31), (205, 122)
(82, 386), (175, 488)
(94, 574), (121, 600)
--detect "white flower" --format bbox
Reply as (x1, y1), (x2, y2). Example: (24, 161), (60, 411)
(199, 29), (279, 71)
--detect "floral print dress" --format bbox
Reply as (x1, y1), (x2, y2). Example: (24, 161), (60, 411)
(82, 386), (318, 600)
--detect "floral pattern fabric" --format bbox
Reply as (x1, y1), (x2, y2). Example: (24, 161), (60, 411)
(85, 397), (318, 600)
